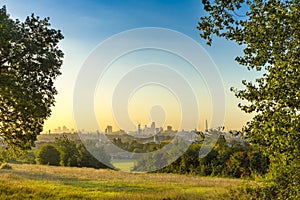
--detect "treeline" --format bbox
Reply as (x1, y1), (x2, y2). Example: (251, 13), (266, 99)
(111, 137), (170, 153)
(6, 136), (112, 169)
(6, 134), (270, 178)
(131, 135), (269, 178)
(155, 135), (269, 178)
(108, 134), (270, 178)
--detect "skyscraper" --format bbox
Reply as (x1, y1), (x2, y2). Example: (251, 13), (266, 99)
(151, 122), (156, 134)
(137, 124), (141, 134)
(151, 122), (155, 130)
(105, 125), (112, 133)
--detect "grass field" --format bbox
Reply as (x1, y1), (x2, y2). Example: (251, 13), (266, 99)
(111, 160), (135, 172)
(0, 164), (250, 199)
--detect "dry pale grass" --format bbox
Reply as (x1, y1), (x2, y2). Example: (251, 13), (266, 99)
(9, 164), (245, 185)
(0, 164), (250, 199)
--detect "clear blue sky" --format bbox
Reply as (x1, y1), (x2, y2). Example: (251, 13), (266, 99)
(1, 0), (260, 132)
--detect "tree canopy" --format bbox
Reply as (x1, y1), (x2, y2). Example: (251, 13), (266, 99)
(0, 6), (64, 152)
(198, 0), (299, 198)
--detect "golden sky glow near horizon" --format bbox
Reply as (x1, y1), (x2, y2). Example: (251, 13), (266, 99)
(95, 47), (211, 132)
(43, 47), (255, 133)
(2, 1), (260, 133)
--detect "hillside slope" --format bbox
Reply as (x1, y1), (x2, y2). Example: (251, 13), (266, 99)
(0, 164), (248, 199)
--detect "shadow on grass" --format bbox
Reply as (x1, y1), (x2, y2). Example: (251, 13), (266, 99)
(0, 167), (165, 194)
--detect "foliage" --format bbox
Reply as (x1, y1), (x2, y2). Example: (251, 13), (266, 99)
(0, 147), (7, 164)
(5, 150), (37, 164)
(55, 135), (79, 167)
(53, 136), (112, 169)
(16, 150), (36, 164)
(77, 143), (110, 169)
(154, 135), (269, 178)
(133, 138), (190, 172)
(36, 144), (60, 166)
(0, 162), (12, 169)
(0, 6), (64, 152)
(265, 156), (300, 199)
(198, 0), (300, 198)
(111, 138), (168, 153)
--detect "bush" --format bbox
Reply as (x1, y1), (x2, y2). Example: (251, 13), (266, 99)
(0, 163), (12, 170)
(36, 144), (60, 166)
(17, 151), (36, 164)
(77, 143), (111, 169)
(266, 158), (300, 199)
(54, 136), (112, 169)
(55, 135), (79, 167)
(151, 135), (269, 178)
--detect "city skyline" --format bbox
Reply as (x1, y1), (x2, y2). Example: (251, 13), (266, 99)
(3, 0), (259, 133)
(46, 119), (213, 134)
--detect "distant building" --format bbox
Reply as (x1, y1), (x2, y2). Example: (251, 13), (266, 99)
(151, 122), (155, 130)
(138, 124), (141, 134)
(153, 134), (160, 144)
(54, 126), (61, 133)
(155, 128), (160, 134)
(136, 122), (157, 135)
(105, 125), (112, 133)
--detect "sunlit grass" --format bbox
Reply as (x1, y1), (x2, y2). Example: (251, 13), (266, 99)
(111, 159), (135, 172)
(0, 164), (249, 199)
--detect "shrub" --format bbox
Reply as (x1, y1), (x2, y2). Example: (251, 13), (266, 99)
(0, 163), (12, 170)
(53, 136), (112, 169)
(77, 144), (111, 169)
(36, 144), (60, 166)
(17, 151), (36, 164)
(55, 135), (79, 167)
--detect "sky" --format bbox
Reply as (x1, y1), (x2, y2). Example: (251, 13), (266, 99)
(1, 0), (261, 133)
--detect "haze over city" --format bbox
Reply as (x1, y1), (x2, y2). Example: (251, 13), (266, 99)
(3, 0), (261, 133)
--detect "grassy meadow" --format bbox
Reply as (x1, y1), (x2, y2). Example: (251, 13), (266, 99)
(0, 164), (252, 199)
(111, 160), (135, 172)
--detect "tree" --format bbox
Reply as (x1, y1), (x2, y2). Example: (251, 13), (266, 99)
(55, 135), (79, 167)
(77, 143), (110, 169)
(54, 136), (112, 169)
(198, 0), (299, 198)
(0, 6), (63, 152)
(36, 144), (60, 166)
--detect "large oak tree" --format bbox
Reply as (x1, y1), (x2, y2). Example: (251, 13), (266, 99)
(0, 6), (63, 152)
(198, 0), (299, 198)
